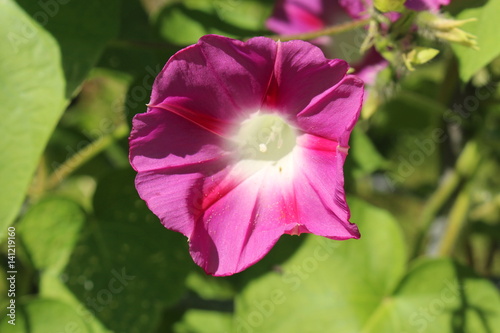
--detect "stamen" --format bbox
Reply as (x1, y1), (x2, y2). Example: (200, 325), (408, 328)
(233, 112), (297, 162)
(264, 122), (284, 149)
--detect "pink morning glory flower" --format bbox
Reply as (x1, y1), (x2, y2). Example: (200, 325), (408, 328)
(339, 0), (451, 17)
(267, 0), (451, 33)
(405, 0), (451, 12)
(267, 0), (342, 35)
(267, 0), (387, 87)
(129, 35), (363, 276)
(267, 0), (451, 86)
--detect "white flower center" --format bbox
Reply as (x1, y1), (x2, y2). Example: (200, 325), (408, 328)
(234, 113), (297, 163)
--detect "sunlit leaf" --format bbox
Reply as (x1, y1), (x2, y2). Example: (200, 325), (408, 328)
(350, 127), (387, 178)
(156, 0), (270, 45)
(175, 310), (233, 333)
(374, 0), (405, 12)
(236, 199), (500, 332)
(0, 0), (66, 238)
(236, 198), (407, 332)
(452, 0), (500, 82)
(0, 298), (91, 333)
(18, 197), (85, 273)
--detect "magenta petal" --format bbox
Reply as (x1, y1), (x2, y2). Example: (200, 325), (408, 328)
(266, 0), (344, 35)
(129, 108), (227, 172)
(150, 35), (276, 122)
(266, 0), (326, 35)
(294, 142), (360, 239)
(133, 156), (226, 236)
(265, 40), (349, 117)
(296, 75), (364, 146)
(190, 166), (298, 276)
(339, 0), (371, 19)
(405, 0), (450, 11)
(135, 170), (200, 237)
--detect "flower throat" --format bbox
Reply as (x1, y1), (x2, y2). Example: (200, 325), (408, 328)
(234, 113), (297, 162)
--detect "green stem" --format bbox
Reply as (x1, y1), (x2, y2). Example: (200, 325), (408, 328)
(412, 169), (461, 257)
(46, 123), (129, 190)
(437, 54), (458, 105)
(109, 39), (178, 50)
(267, 18), (371, 42)
(438, 184), (472, 256)
(412, 140), (480, 258)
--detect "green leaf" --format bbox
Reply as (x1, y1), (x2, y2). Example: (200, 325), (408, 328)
(175, 310), (233, 333)
(374, 0), (405, 12)
(413, 47), (440, 64)
(0, 0), (66, 238)
(363, 258), (500, 333)
(156, 0), (270, 45)
(62, 169), (192, 333)
(0, 298), (91, 333)
(452, 0), (500, 82)
(235, 198), (407, 332)
(38, 272), (109, 333)
(98, 0), (173, 76)
(236, 199), (500, 332)
(186, 271), (236, 300)
(403, 47), (440, 71)
(18, 197), (85, 273)
(16, 198), (107, 332)
(212, 0), (273, 31)
(350, 127), (387, 178)
(16, 0), (121, 96)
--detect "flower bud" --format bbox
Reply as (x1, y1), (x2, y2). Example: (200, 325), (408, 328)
(403, 47), (440, 71)
(417, 12), (478, 50)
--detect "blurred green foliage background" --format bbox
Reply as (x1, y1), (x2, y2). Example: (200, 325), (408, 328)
(1, 0), (500, 332)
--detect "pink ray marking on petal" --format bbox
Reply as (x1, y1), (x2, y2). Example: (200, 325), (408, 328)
(190, 160), (300, 275)
(264, 40), (350, 119)
(196, 159), (289, 221)
(296, 133), (342, 153)
(286, 2), (326, 31)
(133, 157), (230, 238)
(262, 40), (282, 110)
(148, 102), (235, 138)
(197, 163), (260, 220)
(129, 108), (232, 173)
(293, 145), (360, 240)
